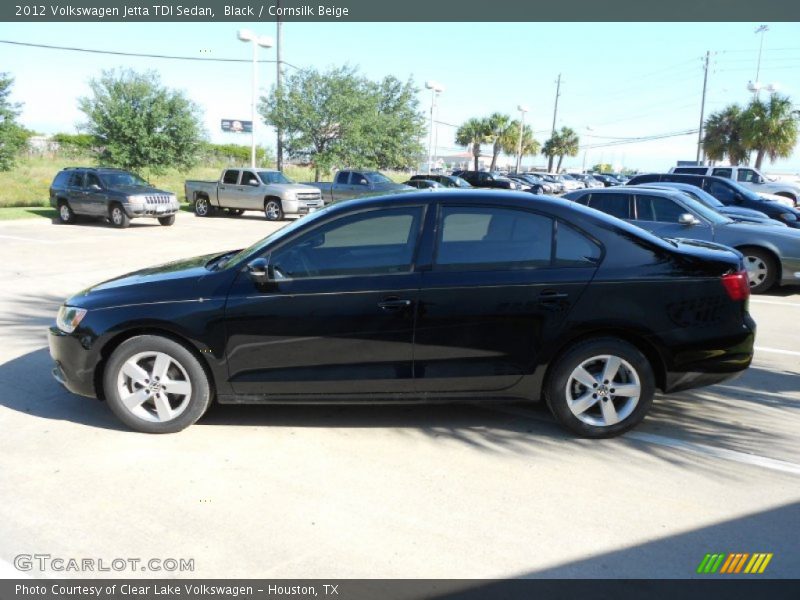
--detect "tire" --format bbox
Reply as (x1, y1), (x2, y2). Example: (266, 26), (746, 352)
(103, 335), (212, 434)
(545, 337), (655, 438)
(740, 247), (777, 294)
(109, 204), (130, 228)
(57, 200), (76, 224)
(194, 196), (213, 217)
(158, 215), (176, 226)
(264, 198), (284, 221)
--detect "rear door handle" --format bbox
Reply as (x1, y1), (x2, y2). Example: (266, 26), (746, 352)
(378, 298), (412, 311)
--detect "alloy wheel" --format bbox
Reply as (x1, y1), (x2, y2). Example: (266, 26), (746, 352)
(265, 201), (281, 220)
(60, 204), (71, 222)
(111, 207), (123, 225)
(116, 351), (193, 423)
(195, 198), (208, 216)
(565, 354), (641, 427)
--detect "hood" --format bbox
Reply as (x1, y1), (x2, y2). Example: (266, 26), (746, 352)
(109, 184), (175, 196)
(282, 183), (323, 194)
(66, 252), (234, 310)
(372, 181), (414, 191)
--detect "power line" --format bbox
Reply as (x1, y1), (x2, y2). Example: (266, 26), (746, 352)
(580, 129), (697, 150)
(0, 39), (302, 69)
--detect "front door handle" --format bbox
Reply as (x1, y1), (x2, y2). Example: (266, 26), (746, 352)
(378, 298), (412, 311)
(539, 290), (569, 303)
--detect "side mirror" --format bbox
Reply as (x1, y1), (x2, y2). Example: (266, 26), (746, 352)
(246, 257), (271, 285)
(678, 213), (700, 226)
(89, 184), (102, 191)
(249, 179), (259, 186)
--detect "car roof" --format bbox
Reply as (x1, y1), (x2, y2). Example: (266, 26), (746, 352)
(569, 186), (688, 201)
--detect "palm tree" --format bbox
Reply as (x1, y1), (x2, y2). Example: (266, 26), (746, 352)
(741, 94), (799, 170)
(499, 121), (540, 167)
(543, 127), (580, 172)
(485, 112), (512, 171)
(702, 105), (748, 165)
(455, 117), (490, 171)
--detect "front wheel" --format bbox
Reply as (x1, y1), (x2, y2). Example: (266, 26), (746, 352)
(103, 335), (211, 433)
(264, 199), (284, 221)
(158, 215), (175, 226)
(109, 204), (130, 228)
(546, 338), (655, 438)
(741, 248), (777, 294)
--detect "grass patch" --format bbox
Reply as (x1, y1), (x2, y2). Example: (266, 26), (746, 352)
(0, 155), (411, 209)
(0, 206), (57, 220)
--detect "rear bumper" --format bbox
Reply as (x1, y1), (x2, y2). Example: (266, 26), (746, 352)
(657, 313), (756, 394)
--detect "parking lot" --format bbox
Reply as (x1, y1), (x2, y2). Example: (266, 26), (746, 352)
(0, 211), (798, 579)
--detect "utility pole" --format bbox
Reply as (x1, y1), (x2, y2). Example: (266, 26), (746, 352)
(696, 51), (710, 164)
(549, 73), (561, 172)
(275, 2), (284, 171)
(753, 25), (769, 98)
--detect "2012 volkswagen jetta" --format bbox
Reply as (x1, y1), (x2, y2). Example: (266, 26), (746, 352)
(49, 191), (756, 437)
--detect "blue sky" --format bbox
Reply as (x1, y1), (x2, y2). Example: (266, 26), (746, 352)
(1, 21), (799, 172)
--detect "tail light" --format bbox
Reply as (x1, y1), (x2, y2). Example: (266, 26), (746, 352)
(721, 271), (750, 301)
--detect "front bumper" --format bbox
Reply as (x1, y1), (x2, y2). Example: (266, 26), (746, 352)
(780, 257), (800, 286)
(127, 202), (180, 218)
(48, 326), (100, 399)
(283, 197), (324, 216)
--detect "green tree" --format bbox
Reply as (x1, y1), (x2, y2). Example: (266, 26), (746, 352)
(702, 105), (748, 165)
(741, 94), (799, 170)
(260, 66), (424, 180)
(78, 69), (205, 174)
(0, 73), (29, 171)
(543, 127), (580, 172)
(486, 113), (512, 171)
(591, 163), (613, 173)
(455, 117), (491, 171)
(499, 121), (540, 168)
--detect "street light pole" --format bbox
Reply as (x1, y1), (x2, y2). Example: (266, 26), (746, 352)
(425, 80), (444, 174)
(238, 29), (274, 169)
(754, 25), (769, 99)
(515, 104), (528, 173)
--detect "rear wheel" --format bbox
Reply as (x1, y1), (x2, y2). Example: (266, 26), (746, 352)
(109, 204), (130, 228)
(158, 215), (175, 226)
(103, 335), (211, 434)
(194, 196), (213, 217)
(264, 198), (284, 221)
(741, 247), (777, 294)
(57, 200), (76, 224)
(546, 338), (654, 438)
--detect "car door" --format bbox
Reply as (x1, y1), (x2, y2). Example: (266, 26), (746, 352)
(332, 171), (353, 199)
(82, 172), (106, 216)
(348, 172), (372, 198)
(631, 193), (713, 241)
(413, 203), (599, 393)
(217, 169), (241, 207)
(231, 169), (264, 210)
(224, 204), (426, 396)
(66, 170), (87, 214)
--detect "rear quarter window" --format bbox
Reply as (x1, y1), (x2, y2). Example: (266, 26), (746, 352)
(555, 222), (602, 267)
(52, 171), (71, 187)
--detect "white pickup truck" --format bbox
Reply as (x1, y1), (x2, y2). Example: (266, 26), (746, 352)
(185, 168), (324, 221)
(670, 165), (800, 207)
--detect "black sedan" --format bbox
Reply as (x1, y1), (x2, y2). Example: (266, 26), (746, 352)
(50, 191), (755, 437)
(564, 186), (800, 293)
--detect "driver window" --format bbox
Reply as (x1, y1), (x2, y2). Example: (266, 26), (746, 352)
(84, 173), (102, 189)
(634, 195), (686, 222)
(351, 173), (369, 186)
(241, 170), (258, 185)
(737, 169), (756, 183)
(270, 207), (424, 279)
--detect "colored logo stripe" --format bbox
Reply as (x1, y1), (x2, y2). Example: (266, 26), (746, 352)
(698, 553), (773, 574)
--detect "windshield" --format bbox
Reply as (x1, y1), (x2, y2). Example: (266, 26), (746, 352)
(365, 171), (392, 184)
(99, 171), (149, 187)
(676, 193), (732, 225)
(258, 170), (294, 184)
(682, 188), (723, 208)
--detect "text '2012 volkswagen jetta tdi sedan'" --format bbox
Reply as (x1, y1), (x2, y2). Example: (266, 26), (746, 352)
(49, 191), (756, 437)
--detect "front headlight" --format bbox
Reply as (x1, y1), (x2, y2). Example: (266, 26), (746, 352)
(56, 306), (87, 333)
(778, 212), (797, 222)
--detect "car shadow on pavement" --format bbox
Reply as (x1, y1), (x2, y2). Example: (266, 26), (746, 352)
(429, 501), (800, 583)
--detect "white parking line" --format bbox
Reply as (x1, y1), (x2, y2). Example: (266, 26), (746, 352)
(755, 346), (800, 357)
(479, 404), (800, 476)
(0, 234), (57, 244)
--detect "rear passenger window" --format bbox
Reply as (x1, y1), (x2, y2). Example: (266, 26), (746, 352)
(435, 206), (553, 271)
(587, 193), (632, 219)
(555, 223), (601, 267)
(635, 195), (686, 222)
(68, 171), (84, 187)
(222, 170), (239, 184)
(335, 171), (350, 185)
